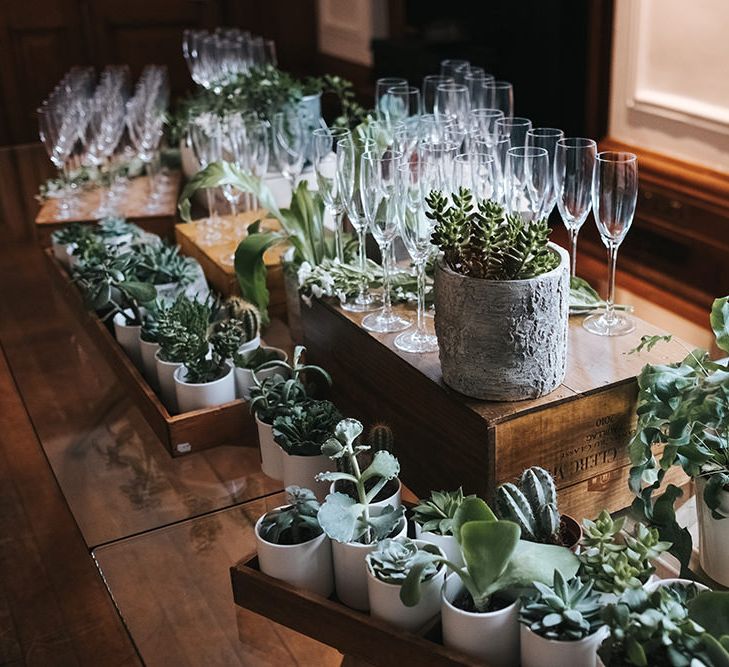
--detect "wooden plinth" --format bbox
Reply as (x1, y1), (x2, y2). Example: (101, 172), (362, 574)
(35, 171), (182, 243)
(175, 210), (289, 321)
(301, 299), (689, 520)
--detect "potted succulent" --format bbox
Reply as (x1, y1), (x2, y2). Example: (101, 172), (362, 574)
(51, 223), (93, 267)
(273, 399), (343, 500)
(233, 345), (288, 400)
(315, 418), (406, 611)
(95, 216), (139, 249)
(134, 242), (203, 303)
(365, 537), (446, 631)
(495, 466), (582, 550)
(412, 488), (475, 567)
(578, 510), (672, 601)
(249, 346), (331, 480)
(154, 295), (213, 413)
(139, 307), (161, 389)
(214, 296), (261, 354)
(629, 296), (729, 586)
(254, 485), (333, 597)
(427, 188), (569, 400)
(518, 571), (605, 667)
(173, 315), (236, 412)
(402, 497), (579, 667)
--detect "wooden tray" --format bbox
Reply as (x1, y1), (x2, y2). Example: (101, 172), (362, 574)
(35, 171), (182, 244)
(301, 298), (690, 520)
(231, 555), (484, 667)
(43, 248), (256, 457)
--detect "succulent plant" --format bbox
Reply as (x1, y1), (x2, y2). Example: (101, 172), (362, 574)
(249, 374), (309, 424)
(366, 537), (441, 585)
(258, 486), (322, 546)
(519, 570), (603, 641)
(134, 242), (198, 287)
(217, 296), (260, 340)
(273, 400), (343, 456)
(233, 346), (283, 370)
(209, 318), (254, 360)
(495, 466), (562, 544)
(156, 294), (213, 363)
(97, 215), (137, 240)
(599, 586), (709, 666)
(578, 510), (672, 595)
(52, 222), (93, 245)
(367, 423), (395, 454)
(413, 488), (475, 536)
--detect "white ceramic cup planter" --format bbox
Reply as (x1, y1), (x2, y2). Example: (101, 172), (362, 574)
(441, 576), (520, 667)
(366, 540), (446, 632)
(331, 518), (407, 612)
(330, 478), (402, 516)
(520, 624), (604, 667)
(255, 416), (283, 480)
(139, 339), (160, 390)
(155, 350), (182, 413)
(113, 310), (143, 370)
(254, 510), (334, 597)
(173, 362), (235, 413)
(696, 476), (729, 586)
(413, 523), (464, 568)
(233, 347), (289, 400)
(282, 452), (332, 502)
(237, 335), (261, 356)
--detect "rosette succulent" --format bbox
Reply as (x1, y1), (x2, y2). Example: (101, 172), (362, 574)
(412, 488), (475, 536)
(366, 537), (441, 585)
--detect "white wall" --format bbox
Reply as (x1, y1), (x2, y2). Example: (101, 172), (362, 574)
(317, 0), (388, 66)
(609, 0), (729, 173)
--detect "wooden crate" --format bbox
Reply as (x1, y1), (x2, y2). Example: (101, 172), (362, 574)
(301, 299), (690, 520)
(43, 248), (256, 457)
(35, 171), (182, 244)
(175, 211), (288, 322)
(231, 556), (483, 667)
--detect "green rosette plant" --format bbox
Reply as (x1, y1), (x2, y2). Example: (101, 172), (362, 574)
(366, 537), (441, 585)
(412, 488), (475, 536)
(272, 399), (342, 457)
(258, 486), (322, 546)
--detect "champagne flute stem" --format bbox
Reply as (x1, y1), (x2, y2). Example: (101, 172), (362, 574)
(381, 240), (392, 317)
(357, 228), (368, 300)
(569, 227), (579, 277)
(416, 260), (426, 333)
(334, 211), (344, 263)
(605, 241), (619, 325)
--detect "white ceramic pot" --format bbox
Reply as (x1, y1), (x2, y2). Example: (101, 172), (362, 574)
(331, 519), (407, 611)
(330, 478), (402, 517)
(139, 339), (160, 390)
(237, 335), (261, 356)
(256, 416), (283, 480)
(643, 577), (710, 593)
(441, 576), (519, 667)
(281, 452), (332, 502)
(366, 540), (446, 632)
(696, 476), (729, 587)
(254, 510), (334, 597)
(155, 350), (182, 414)
(520, 624), (603, 667)
(413, 523), (464, 568)
(173, 362), (235, 413)
(233, 347), (288, 400)
(113, 311), (143, 369)
(52, 240), (74, 267)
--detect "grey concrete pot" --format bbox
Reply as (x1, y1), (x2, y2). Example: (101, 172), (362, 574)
(433, 243), (570, 401)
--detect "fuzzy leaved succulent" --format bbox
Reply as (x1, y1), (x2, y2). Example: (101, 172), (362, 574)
(578, 510), (672, 595)
(273, 400), (343, 456)
(495, 466), (561, 544)
(258, 486), (322, 546)
(519, 570), (603, 641)
(366, 537), (441, 585)
(413, 488), (475, 536)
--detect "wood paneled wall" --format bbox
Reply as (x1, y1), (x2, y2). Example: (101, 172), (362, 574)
(0, 0), (317, 146)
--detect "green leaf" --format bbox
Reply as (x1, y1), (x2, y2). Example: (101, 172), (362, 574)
(334, 418), (363, 445)
(460, 520), (520, 596)
(701, 634), (729, 667)
(316, 492), (360, 543)
(628, 334), (673, 355)
(688, 591), (729, 638)
(570, 276), (602, 309)
(495, 541), (580, 593)
(321, 437), (345, 459)
(121, 280), (157, 304)
(451, 497), (497, 546)
(710, 296), (729, 353)
(360, 451), (400, 485)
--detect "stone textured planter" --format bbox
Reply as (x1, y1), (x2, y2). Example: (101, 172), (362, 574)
(433, 243), (570, 401)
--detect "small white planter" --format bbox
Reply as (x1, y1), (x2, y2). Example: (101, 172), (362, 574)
(643, 577), (710, 594)
(256, 416), (283, 480)
(413, 523), (464, 568)
(441, 576), (519, 667)
(52, 241), (74, 267)
(366, 540), (446, 632)
(254, 510), (334, 597)
(155, 350), (182, 414)
(696, 476), (729, 587)
(520, 624), (603, 667)
(233, 347), (288, 400)
(281, 452), (332, 502)
(113, 311), (143, 370)
(173, 362), (235, 413)
(139, 339), (160, 389)
(330, 478), (402, 517)
(238, 335), (261, 356)
(331, 519), (407, 611)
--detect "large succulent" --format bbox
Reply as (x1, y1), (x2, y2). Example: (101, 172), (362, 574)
(413, 488), (475, 536)
(134, 242), (198, 287)
(249, 374), (309, 425)
(366, 537), (441, 585)
(578, 510), (672, 595)
(258, 486), (322, 546)
(156, 294), (213, 364)
(273, 400), (343, 457)
(519, 570), (603, 641)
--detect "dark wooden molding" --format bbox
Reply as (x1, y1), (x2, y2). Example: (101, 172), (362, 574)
(585, 0), (615, 139)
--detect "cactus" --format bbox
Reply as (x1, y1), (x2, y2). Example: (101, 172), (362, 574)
(495, 466), (561, 544)
(220, 296), (260, 342)
(367, 423), (395, 454)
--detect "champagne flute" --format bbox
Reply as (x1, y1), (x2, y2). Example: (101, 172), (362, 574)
(440, 59), (469, 79)
(505, 146), (550, 222)
(360, 150), (411, 333)
(484, 80), (514, 118)
(583, 152), (638, 336)
(395, 159), (438, 353)
(468, 108), (504, 149)
(375, 77), (407, 122)
(554, 137), (597, 276)
(496, 116), (532, 148)
(422, 75), (454, 114)
(272, 109), (306, 193)
(526, 127), (564, 219)
(383, 85), (420, 129)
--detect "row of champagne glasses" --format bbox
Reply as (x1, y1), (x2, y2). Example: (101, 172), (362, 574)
(183, 28), (276, 92)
